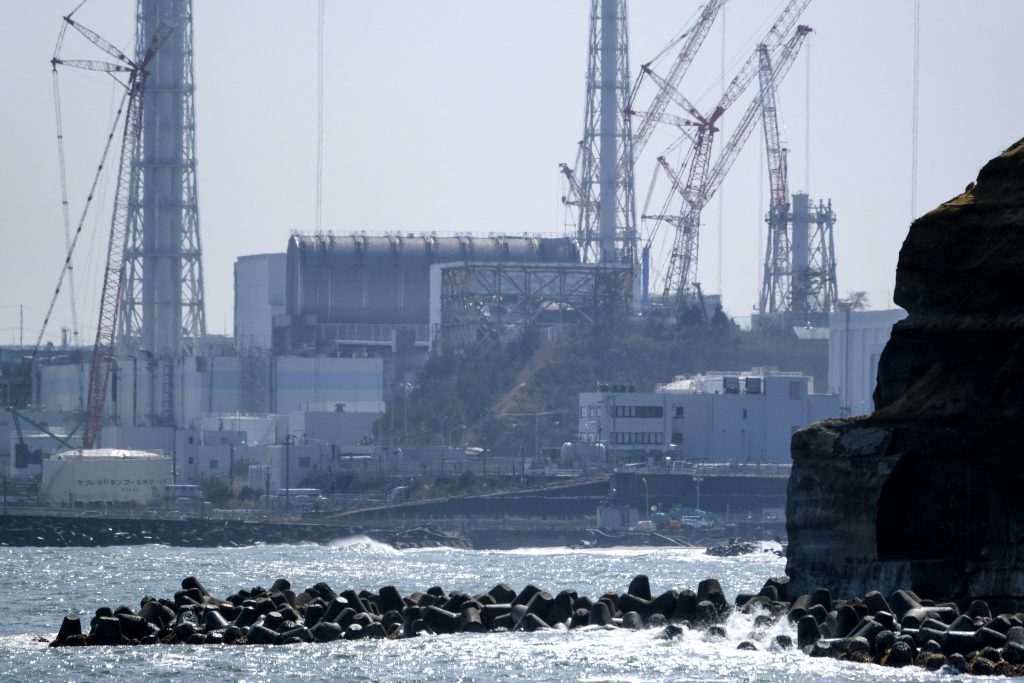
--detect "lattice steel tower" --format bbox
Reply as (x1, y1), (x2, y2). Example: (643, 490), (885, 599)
(568, 0), (637, 268)
(121, 0), (206, 424)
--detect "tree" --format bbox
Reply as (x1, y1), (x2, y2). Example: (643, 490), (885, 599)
(840, 291), (870, 311)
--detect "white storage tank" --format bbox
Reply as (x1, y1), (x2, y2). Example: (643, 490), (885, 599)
(39, 449), (173, 505)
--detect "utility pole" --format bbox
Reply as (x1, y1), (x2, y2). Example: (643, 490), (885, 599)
(284, 436), (291, 510)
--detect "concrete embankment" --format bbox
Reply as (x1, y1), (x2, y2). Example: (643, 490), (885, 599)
(0, 514), (466, 549)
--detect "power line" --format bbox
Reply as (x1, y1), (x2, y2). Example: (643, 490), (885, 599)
(911, 0), (920, 220)
(716, 2), (726, 295)
(804, 36), (810, 192)
(316, 0), (325, 231)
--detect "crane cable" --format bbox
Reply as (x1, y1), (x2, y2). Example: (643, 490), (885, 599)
(804, 36), (811, 193)
(315, 0), (325, 231)
(32, 46), (129, 369)
(53, 52), (80, 345)
(910, 0), (920, 220)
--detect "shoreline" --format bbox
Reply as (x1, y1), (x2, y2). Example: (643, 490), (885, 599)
(0, 512), (781, 550)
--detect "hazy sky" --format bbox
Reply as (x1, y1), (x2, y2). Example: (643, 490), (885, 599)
(3, 0), (1024, 345)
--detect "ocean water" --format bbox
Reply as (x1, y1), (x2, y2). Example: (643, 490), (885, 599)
(0, 541), (953, 682)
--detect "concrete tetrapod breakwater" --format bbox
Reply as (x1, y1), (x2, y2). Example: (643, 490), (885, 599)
(49, 574), (1024, 675)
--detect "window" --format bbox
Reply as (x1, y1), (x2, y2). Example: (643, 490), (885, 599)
(298, 457), (311, 468)
(187, 456), (194, 464)
(742, 408), (748, 419)
(613, 405), (663, 418)
(612, 432), (663, 445)
(209, 459), (218, 470)
(671, 432), (683, 445)
(674, 406), (685, 418)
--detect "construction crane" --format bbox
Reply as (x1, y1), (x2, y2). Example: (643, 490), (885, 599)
(49, 15), (173, 449)
(644, 1), (811, 313)
(626, 0), (724, 160)
(757, 43), (793, 315)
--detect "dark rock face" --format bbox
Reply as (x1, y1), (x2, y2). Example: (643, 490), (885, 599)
(786, 138), (1024, 601)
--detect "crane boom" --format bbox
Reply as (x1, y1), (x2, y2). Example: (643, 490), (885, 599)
(707, 0), (811, 124)
(630, 0), (724, 158)
(82, 73), (145, 449)
(704, 26), (811, 201)
(659, 21), (812, 307)
(64, 16), (134, 67)
(82, 23), (174, 449)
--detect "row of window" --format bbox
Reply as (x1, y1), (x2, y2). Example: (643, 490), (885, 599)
(582, 405), (686, 418)
(612, 432), (664, 445)
(580, 405), (670, 418)
(613, 405), (664, 418)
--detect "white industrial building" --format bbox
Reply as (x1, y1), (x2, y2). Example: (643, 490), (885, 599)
(577, 369), (840, 464)
(28, 354), (385, 486)
(35, 356), (384, 434)
(39, 449), (172, 505)
(828, 308), (907, 416)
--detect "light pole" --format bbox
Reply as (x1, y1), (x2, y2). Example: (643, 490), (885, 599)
(641, 477), (649, 521)
(842, 302), (852, 416)
(401, 383), (413, 440)
(284, 435), (291, 511)
(129, 354), (138, 427)
(694, 475), (703, 511)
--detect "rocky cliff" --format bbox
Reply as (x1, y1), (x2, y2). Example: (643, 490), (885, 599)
(786, 138), (1024, 601)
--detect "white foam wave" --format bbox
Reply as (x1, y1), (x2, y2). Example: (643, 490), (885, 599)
(325, 534), (400, 554)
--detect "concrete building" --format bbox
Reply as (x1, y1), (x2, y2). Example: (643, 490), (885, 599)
(37, 355), (383, 434)
(828, 308), (907, 416)
(577, 369), (840, 464)
(278, 233), (581, 353)
(234, 254), (286, 351)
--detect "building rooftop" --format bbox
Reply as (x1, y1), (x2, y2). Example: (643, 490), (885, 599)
(52, 449), (170, 460)
(659, 367), (807, 394)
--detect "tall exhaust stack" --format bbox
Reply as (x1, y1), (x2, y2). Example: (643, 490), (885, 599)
(121, 0), (206, 426)
(574, 0), (637, 269)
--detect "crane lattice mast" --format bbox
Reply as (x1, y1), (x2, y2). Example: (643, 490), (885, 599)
(757, 43), (793, 315)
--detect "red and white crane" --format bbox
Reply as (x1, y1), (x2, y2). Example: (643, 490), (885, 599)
(46, 14), (172, 449)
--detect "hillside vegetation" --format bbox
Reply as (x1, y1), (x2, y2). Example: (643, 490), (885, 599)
(377, 316), (827, 459)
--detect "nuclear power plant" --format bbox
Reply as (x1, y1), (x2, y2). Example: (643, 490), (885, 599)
(3, 0), (855, 508)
